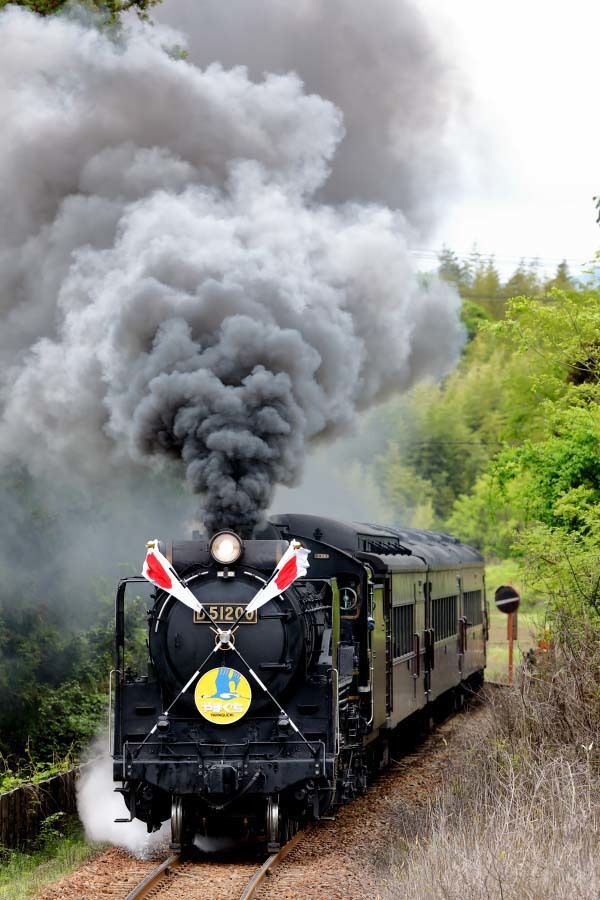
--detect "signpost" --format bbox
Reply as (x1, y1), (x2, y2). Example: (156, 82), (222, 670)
(494, 584), (521, 684)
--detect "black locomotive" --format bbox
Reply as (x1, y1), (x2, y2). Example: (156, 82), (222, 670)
(112, 514), (486, 851)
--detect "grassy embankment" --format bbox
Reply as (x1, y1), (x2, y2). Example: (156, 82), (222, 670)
(379, 586), (600, 899)
(0, 817), (103, 900)
(380, 685), (600, 898)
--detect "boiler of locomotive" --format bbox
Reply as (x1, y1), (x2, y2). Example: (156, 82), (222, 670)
(148, 533), (306, 715)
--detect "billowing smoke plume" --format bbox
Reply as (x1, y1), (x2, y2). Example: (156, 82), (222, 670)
(0, 8), (464, 535)
(154, 0), (468, 229)
(78, 744), (168, 857)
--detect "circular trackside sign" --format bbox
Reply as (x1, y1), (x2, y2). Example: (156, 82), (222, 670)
(494, 584), (520, 615)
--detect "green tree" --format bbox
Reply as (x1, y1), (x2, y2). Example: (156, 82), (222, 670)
(0, 0), (162, 22)
(461, 297), (492, 340)
(543, 259), (575, 293)
(447, 289), (600, 553)
(375, 363), (498, 529)
(437, 245), (464, 287)
(466, 256), (504, 318)
(470, 258), (501, 302)
(438, 247), (505, 318)
(376, 284), (600, 565)
(502, 259), (540, 299)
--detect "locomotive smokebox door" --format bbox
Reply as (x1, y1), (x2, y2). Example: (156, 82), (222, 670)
(494, 584), (520, 615)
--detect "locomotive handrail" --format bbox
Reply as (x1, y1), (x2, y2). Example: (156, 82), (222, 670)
(331, 667), (340, 755)
(113, 578), (133, 754)
(114, 575), (164, 758)
(359, 654), (374, 729)
(123, 736), (325, 762)
(108, 668), (121, 755)
(122, 738), (327, 759)
(115, 576), (150, 658)
(120, 738), (328, 783)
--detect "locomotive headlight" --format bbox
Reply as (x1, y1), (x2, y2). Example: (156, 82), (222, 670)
(210, 531), (243, 564)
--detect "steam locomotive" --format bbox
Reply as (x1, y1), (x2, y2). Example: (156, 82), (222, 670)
(112, 514), (486, 852)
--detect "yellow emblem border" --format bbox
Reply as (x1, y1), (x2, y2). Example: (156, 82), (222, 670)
(194, 666), (252, 725)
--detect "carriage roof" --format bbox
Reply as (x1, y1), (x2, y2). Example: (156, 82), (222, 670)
(269, 513), (483, 570)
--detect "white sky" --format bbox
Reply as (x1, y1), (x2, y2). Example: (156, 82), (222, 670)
(424, 0), (600, 278)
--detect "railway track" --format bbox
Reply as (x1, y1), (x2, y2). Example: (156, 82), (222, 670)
(125, 831), (304, 900)
(125, 853), (180, 899)
(38, 693), (495, 900)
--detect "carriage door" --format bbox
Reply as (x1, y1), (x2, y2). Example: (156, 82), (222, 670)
(423, 580), (434, 702)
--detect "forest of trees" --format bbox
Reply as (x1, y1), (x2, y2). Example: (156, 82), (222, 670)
(374, 251), (600, 626)
(438, 246), (577, 332)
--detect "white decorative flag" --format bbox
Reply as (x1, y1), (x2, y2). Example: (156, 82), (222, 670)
(246, 541), (310, 613)
(142, 540), (204, 614)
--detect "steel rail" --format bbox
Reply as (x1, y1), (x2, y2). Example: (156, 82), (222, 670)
(125, 828), (304, 900)
(239, 830), (304, 900)
(125, 853), (181, 900)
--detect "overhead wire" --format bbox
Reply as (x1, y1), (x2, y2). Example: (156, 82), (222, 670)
(407, 247), (597, 269)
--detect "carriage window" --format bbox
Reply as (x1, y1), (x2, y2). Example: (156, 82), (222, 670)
(392, 604), (414, 658)
(432, 595), (458, 641)
(464, 590), (483, 626)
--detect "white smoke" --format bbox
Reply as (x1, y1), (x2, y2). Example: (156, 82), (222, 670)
(0, 8), (464, 534)
(78, 749), (168, 857)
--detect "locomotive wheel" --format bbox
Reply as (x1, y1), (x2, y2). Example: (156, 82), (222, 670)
(284, 816), (299, 842)
(266, 795), (280, 851)
(355, 759), (368, 795)
(170, 796), (184, 851)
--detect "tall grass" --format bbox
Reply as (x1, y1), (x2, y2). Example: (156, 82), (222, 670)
(381, 626), (600, 900)
(0, 815), (102, 900)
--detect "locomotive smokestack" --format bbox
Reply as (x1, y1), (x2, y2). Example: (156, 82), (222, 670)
(0, 7), (465, 536)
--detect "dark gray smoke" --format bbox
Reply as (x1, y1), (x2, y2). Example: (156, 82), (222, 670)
(0, 8), (464, 535)
(154, 0), (468, 230)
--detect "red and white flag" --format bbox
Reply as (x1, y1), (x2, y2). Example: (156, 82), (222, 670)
(246, 540), (310, 613)
(142, 540), (204, 614)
